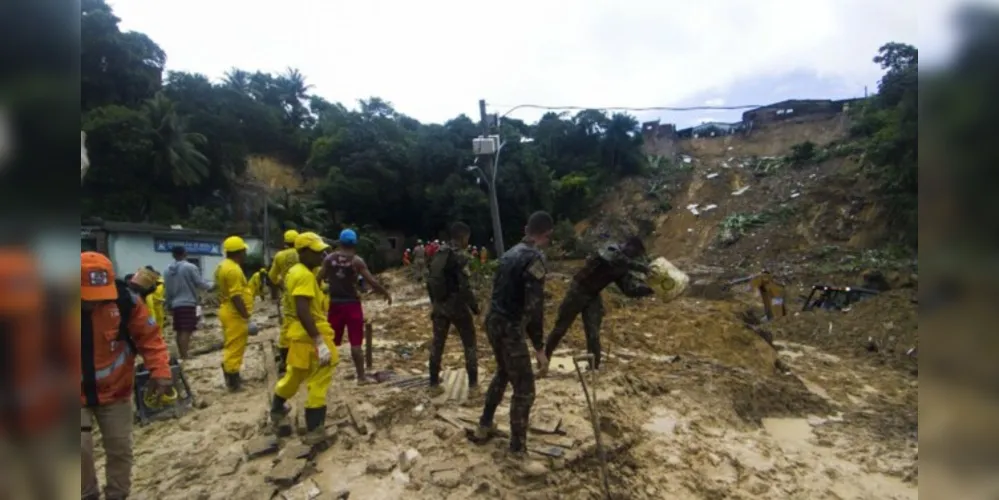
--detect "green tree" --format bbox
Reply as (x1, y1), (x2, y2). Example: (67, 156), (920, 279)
(144, 92), (210, 186)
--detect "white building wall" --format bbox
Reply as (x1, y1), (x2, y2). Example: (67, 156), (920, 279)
(107, 232), (261, 282)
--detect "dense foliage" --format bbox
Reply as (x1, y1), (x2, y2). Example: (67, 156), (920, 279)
(80, 0), (647, 250)
(849, 42), (918, 246)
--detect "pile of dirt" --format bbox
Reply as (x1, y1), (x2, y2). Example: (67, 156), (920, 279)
(768, 289), (918, 370)
(543, 272), (780, 378)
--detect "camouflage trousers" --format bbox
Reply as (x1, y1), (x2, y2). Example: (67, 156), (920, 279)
(479, 313), (535, 453)
(412, 258), (426, 281)
(545, 286), (604, 369)
(429, 302), (478, 387)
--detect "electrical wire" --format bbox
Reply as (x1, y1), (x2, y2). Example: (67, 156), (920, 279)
(489, 102), (765, 118)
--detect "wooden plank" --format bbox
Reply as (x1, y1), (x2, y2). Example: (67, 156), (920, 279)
(453, 411), (567, 437)
(364, 321), (373, 370)
(448, 414), (576, 449)
(436, 412), (568, 458)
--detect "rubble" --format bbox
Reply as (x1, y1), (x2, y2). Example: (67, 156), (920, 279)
(109, 121), (916, 500)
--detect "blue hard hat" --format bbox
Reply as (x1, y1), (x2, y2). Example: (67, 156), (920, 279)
(339, 229), (358, 245)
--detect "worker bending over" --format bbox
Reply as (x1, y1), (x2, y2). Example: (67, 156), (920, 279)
(81, 252), (173, 500)
(270, 232), (339, 443)
(319, 229), (391, 384)
(468, 211), (553, 476)
(248, 267), (270, 301)
(427, 221), (480, 394)
(544, 236), (653, 371)
(216, 236), (253, 391)
(269, 229), (300, 374)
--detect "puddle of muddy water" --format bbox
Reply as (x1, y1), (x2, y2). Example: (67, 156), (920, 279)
(643, 407), (679, 436)
(762, 417), (814, 451)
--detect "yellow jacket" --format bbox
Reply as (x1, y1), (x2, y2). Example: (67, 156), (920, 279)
(247, 269), (268, 300)
(268, 247), (299, 289)
(145, 280), (166, 328)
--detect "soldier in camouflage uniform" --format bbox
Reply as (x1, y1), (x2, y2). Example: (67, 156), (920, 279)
(467, 211), (554, 477)
(411, 240), (426, 281)
(544, 236), (654, 371)
(426, 222), (481, 393)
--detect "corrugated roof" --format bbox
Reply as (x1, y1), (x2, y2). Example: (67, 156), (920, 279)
(81, 218), (245, 238)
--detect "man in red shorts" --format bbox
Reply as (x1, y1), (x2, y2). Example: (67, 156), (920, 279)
(319, 229), (392, 384)
(164, 245), (212, 360)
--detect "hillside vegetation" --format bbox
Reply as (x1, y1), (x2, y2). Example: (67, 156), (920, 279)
(80, 0), (921, 256)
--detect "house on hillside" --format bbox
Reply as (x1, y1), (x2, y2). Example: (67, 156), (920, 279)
(81, 219), (263, 281)
(741, 98), (862, 126)
(371, 229), (405, 267)
(676, 121), (745, 139)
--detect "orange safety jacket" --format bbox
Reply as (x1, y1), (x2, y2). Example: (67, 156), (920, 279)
(0, 251), (77, 437)
(81, 280), (171, 407)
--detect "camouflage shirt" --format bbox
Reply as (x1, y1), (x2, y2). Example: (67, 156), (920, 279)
(427, 242), (478, 313)
(488, 240), (546, 350)
(572, 243), (654, 297)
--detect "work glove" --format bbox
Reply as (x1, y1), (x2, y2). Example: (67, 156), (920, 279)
(248, 321), (260, 336)
(315, 338), (332, 366)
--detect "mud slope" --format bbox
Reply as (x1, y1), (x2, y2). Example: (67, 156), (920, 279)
(581, 114), (894, 275)
(93, 266), (918, 500)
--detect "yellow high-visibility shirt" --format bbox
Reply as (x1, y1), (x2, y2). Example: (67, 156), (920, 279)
(283, 263), (331, 343)
(268, 248), (300, 288)
(145, 281), (166, 327)
(215, 258), (252, 314)
(248, 270), (268, 299)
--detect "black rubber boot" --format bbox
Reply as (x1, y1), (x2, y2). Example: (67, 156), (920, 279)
(270, 395), (292, 437)
(223, 371), (243, 392)
(304, 407), (325, 432)
(302, 406), (328, 446)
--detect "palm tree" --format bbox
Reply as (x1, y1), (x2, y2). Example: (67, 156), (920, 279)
(278, 68), (313, 128)
(143, 92), (210, 186)
(267, 189), (330, 237)
(222, 68), (251, 94)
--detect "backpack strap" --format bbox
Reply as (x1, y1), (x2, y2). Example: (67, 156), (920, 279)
(113, 280), (139, 354)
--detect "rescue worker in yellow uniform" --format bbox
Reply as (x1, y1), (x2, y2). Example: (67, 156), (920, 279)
(269, 232), (339, 444)
(268, 229), (300, 375)
(215, 236), (254, 391)
(145, 276), (166, 329)
(247, 267), (269, 301)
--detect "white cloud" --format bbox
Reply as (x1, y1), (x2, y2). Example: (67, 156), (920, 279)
(704, 98), (725, 107)
(108, 0), (936, 124)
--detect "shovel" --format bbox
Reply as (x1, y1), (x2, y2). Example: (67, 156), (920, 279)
(572, 354), (611, 500)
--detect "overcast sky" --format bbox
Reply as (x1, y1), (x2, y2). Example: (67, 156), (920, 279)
(111, 0), (961, 127)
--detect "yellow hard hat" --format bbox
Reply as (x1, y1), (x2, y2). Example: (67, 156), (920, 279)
(223, 236), (248, 253)
(283, 230), (300, 244)
(294, 232), (330, 252)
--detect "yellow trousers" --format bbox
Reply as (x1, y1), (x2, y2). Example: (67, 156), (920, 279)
(219, 305), (249, 374)
(274, 337), (338, 408)
(278, 315), (291, 349)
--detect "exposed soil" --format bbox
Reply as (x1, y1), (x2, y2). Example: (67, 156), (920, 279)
(88, 118), (917, 500)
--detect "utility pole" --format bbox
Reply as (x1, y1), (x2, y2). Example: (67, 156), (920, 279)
(478, 99), (505, 256)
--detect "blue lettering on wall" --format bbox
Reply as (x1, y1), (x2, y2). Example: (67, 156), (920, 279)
(154, 239), (222, 256)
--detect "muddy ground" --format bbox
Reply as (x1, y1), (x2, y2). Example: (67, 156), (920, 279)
(88, 264), (918, 500)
